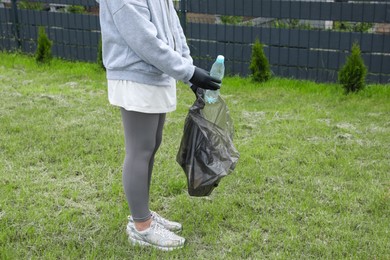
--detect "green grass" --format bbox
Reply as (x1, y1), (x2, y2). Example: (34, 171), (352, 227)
(0, 52), (389, 259)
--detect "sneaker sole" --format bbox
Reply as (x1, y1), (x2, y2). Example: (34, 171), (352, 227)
(127, 220), (182, 233)
(126, 228), (185, 251)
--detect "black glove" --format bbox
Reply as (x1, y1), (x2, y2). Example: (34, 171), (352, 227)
(190, 84), (204, 98)
(189, 67), (221, 90)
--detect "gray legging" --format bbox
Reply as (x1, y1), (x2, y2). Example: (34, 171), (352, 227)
(120, 108), (166, 222)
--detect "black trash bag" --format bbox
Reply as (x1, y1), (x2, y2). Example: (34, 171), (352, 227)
(176, 89), (239, 196)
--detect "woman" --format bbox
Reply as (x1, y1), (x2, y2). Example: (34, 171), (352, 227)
(97, 0), (220, 251)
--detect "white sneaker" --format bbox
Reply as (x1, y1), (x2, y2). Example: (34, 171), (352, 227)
(126, 220), (185, 251)
(128, 211), (182, 232)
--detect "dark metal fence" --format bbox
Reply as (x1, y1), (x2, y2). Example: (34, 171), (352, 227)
(185, 0), (390, 83)
(0, 0), (100, 61)
(1, 0), (389, 83)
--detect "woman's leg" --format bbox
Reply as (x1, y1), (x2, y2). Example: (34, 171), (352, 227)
(147, 113), (166, 193)
(120, 108), (166, 226)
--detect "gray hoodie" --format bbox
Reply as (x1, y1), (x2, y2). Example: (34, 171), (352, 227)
(98, 0), (195, 86)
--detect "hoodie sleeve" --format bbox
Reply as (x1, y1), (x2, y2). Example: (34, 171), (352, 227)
(172, 4), (193, 85)
(176, 16), (192, 64)
(112, 1), (195, 83)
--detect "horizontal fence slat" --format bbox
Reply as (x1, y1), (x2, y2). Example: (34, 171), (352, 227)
(52, 43), (97, 62)
(365, 54), (390, 74)
(20, 39), (35, 53)
(0, 23), (14, 38)
(0, 38), (18, 50)
(192, 57), (250, 76)
(17, 9), (99, 30)
(367, 74), (390, 84)
(188, 39), (252, 62)
(189, 37), (390, 75)
(18, 0), (98, 7)
(19, 24), (100, 47)
(18, 37), (99, 62)
(188, 23), (390, 53)
(188, 0), (390, 23)
(19, 24), (37, 39)
(269, 65), (339, 82)
(0, 8), (11, 23)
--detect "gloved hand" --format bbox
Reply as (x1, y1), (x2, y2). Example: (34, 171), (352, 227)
(190, 84), (204, 98)
(189, 67), (221, 90)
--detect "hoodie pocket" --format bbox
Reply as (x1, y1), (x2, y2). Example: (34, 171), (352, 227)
(103, 43), (128, 70)
(144, 63), (164, 76)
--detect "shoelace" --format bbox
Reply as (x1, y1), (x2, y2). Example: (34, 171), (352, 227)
(151, 222), (177, 240)
(151, 212), (170, 225)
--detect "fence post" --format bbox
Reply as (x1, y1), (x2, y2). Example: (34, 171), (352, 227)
(11, 0), (21, 49)
(179, 0), (187, 35)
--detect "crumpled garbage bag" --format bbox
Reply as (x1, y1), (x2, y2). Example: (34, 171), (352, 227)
(176, 89), (239, 196)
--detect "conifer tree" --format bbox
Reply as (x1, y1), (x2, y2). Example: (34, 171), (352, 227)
(249, 39), (271, 82)
(338, 42), (367, 93)
(35, 26), (52, 64)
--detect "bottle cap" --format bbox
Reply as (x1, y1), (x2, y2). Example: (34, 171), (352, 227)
(216, 55), (225, 63)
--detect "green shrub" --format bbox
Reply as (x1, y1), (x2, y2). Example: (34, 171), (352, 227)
(18, 0), (44, 10)
(67, 5), (86, 14)
(338, 42), (367, 93)
(333, 21), (373, 33)
(35, 27), (52, 64)
(249, 39), (271, 82)
(354, 22), (374, 33)
(220, 16), (244, 25)
(272, 19), (312, 30)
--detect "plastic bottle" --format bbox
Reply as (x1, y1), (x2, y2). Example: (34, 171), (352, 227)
(205, 55), (225, 104)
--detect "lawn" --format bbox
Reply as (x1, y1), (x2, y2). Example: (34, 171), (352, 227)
(0, 52), (389, 259)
